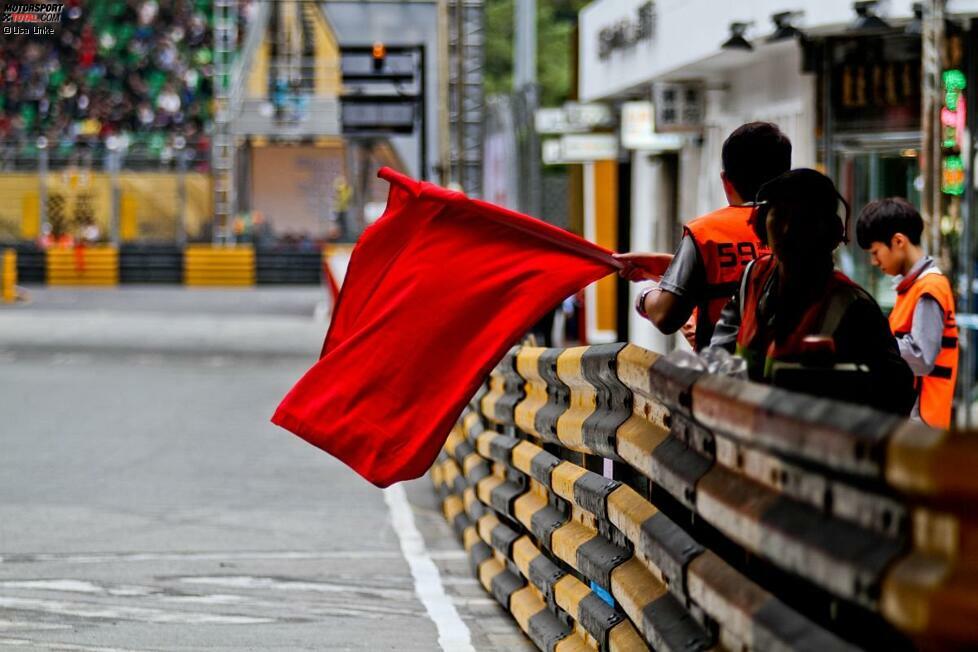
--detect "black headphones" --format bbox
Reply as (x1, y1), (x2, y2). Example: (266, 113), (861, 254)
(750, 169), (851, 252)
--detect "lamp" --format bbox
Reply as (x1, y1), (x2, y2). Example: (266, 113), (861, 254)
(849, 1), (891, 32)
(721, 22), (753, 50)
(768, 11), (804, 42)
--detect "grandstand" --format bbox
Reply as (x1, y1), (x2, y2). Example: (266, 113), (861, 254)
(0, 0), (482, 279)
(0, 0), (253, 169)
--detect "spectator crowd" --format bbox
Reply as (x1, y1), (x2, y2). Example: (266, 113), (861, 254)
(0, 0), (253, 168)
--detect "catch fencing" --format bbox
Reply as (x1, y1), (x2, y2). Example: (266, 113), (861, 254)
(431, 343), (978, 651)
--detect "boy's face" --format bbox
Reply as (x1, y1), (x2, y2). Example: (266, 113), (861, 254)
(867, 237), (905, 275)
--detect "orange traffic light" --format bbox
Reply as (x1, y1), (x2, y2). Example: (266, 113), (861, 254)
(372, 42), (385, 72)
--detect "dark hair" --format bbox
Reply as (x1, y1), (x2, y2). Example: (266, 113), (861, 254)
(855, 197), (924, 249)
(752, 168), (848, 254)
(721, 122), (792, 202)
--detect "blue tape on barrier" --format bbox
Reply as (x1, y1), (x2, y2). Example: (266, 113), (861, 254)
(589, 580), (615, 608)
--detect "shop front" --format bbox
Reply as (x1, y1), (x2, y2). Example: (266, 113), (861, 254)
(579, 0), (818, 350)
(817, 31), (925, 303)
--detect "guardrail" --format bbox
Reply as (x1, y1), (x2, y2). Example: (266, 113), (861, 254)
(431, 343), (978, 651)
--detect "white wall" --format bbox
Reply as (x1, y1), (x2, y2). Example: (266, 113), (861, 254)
(580, 0), (924, 102)
(693, 44), (817, 214)
(628, 151), (673, 353)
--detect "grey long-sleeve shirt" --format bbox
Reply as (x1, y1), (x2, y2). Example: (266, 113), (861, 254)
(892, 257), (947, 420)
(893, 256), (944, 376)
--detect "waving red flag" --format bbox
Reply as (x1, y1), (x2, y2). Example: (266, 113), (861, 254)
(272, 168), (618, 487)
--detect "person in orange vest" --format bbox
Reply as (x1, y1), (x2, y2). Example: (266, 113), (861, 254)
(616, 122), (790, 350)
(855, 198), (958, 428)
(709, 169), (915, 416)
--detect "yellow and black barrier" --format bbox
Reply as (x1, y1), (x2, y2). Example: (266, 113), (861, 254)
(432, 343), (978, 649)
(2, 248), (16, 303)
(184, 244), (256, 286)
(46, 245), (119, 286)
(11, 244), (326, 286)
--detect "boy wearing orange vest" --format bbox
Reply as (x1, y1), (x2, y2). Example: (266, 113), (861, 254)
(856, 198), (959, 428)
(616, 122), (790, 350)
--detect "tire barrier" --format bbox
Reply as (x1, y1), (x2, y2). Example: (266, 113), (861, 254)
(3, 244), (329, 286)
(430, 344), (978, 650)
(12, 242), (44, 283)
(46, 245), (118, 286)
(119, 244), (183, 283)
(255, 249), (323, 284)
(183, 245), (256, 286)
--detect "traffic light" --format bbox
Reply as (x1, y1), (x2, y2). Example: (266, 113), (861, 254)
(372, 41), (386, 72)
(339, 44), (421, 136)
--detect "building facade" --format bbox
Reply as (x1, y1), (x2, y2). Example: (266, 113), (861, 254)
(579, 0), (978, 361)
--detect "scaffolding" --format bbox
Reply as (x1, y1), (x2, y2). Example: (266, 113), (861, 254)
(212, 0), (238, 243)
(446, 0), (484, 197)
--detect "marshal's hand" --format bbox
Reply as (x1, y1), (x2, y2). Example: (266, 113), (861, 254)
(612, 252), (674, 282)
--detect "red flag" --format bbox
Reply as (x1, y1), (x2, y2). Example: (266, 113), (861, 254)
(272, 167), (618, 487)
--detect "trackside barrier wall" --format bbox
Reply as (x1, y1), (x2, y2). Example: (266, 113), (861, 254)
(119, 244), (183, 283)
(430, 343), (978, 651)
(4, 245), (328, 286)
(183, 245), (256, 286)
(46, 245), (119, 286)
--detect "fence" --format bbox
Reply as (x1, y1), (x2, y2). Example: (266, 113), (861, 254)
(431, 343), (978, 651)
(0, 137), (214, 244)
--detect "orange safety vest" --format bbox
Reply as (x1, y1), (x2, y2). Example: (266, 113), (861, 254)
(888, 263), (958, 429)
(735, 255), (859, 380)
(685, 205), (769, 349)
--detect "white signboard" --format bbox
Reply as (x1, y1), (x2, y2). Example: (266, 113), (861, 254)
(543, 134), (618, 165)
(535, 103), (614, 134)
(653, 82), (705, 132)
(621, 101), (685, 151)
(536, 108), (577, 134)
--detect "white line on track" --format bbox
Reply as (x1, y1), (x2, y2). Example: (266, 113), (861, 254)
(0, 550), (404, 565)
(0, 637), (147, 651)
(384, 484), (476, 652)
(0, 597), (273, 625)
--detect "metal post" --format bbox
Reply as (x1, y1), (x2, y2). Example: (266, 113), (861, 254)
(922, 0), (945, 254)
(823, 40), (836, 185)
(454, 0), (464, 187)
(176, 140), (188, 247)
(37, 136), (48, 239)
(107, 137), (121, 245)
(514, 0), (536, 89)
(437, 0), (451, 185)
(213, 0), (237, 244)
(514, 0), (540, 216)
(418, 45), (428, 180)
(959, 18), (978, 428)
